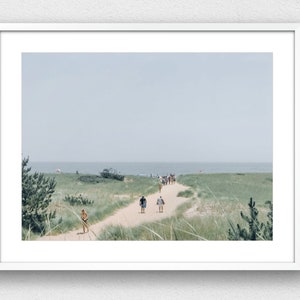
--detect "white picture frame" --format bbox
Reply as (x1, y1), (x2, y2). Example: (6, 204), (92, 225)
(0, 23), (299, 270)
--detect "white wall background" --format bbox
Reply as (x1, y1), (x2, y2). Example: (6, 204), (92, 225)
(0, 1), (300, 299)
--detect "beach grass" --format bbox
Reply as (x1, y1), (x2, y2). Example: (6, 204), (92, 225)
(97, 173), (272, 240)
(26, 171), (272, 240)
(37, 173), (159, 237)
(177, 173), (272, 207)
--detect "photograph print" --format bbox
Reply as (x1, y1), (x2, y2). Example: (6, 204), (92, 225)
(22, 52), (273, 241)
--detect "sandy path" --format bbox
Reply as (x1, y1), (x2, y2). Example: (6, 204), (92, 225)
(38, 182), (189, 241)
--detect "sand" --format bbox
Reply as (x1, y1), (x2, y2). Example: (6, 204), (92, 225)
(38, 182), (189, 241)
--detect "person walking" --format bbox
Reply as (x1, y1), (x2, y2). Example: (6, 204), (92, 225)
(158, 182), (163, 193)
(156, 196), (165, 213)
(81, 208), (89, 233)
(139, 196), (147, 213)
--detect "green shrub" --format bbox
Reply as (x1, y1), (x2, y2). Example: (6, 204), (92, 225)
(63, 194), (94, 206)
(100, 168), (125, 181)
(177, 189), (194, 198)
(228, 197), (273, 240)
(22, 157), (57, 236)
(78, 175), (103, 183)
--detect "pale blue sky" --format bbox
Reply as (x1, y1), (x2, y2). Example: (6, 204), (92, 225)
(22, 53), (272, 162)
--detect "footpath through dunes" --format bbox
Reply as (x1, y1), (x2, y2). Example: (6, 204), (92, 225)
(38, 182), (189, 241)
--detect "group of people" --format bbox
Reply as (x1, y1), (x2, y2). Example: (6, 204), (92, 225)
(140, 175), (173, 214)
(158, 174), (176, 192)
(139, 195), (165, 214)
(159, 174), (176, 185)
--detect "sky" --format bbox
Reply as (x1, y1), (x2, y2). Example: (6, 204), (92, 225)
(22, 52), (272, 163)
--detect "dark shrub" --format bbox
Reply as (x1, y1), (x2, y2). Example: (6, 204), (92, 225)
(22, 157), (57, 236)
(100, 168), (124, 181)
(63, 194), (94, 206)
(228, 197), (273, 240)
(78, 175), (102, 183)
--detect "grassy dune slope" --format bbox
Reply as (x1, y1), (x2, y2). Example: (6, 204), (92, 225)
(25, 172), (272, 241)
(98, 173), (272, 240)
(36, 173), (159, 237)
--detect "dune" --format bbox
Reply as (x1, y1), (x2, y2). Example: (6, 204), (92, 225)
(38, 182), (189, 241)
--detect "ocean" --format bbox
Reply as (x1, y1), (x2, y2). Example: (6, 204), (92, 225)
(30, 162), (272, 176)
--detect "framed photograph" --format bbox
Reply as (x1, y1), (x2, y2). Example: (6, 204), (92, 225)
(0, 23), (299, 270)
